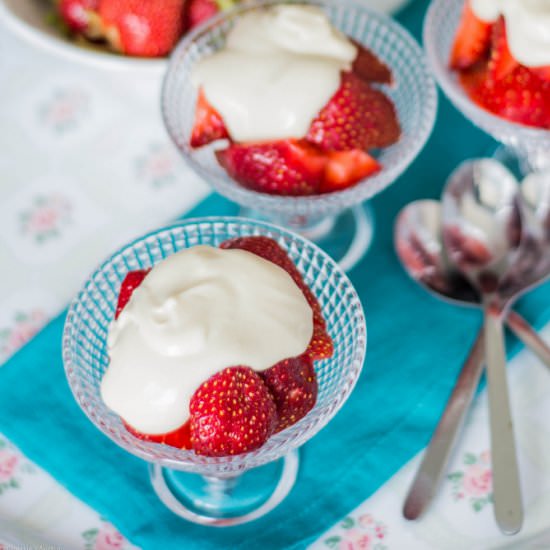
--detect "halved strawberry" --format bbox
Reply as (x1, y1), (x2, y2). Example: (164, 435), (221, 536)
(322, 149), (381, 193)
(449, 0), (493, 70)
(190, 88), (230, 148)
(472, 66), (550, 128)
(98, 0), (186, 57)
(220, 236), (334, 360)
(306, 72), (400, 152)
(124, 420), (192, 449)
(189, 366), (277, 456)
(487, 17), (518, 81)
(260, 354), (317, 433)
(185, 0), (237, 30)
(532, 66), (550, 82)
(59, 0), (99, 32)
(351, 39), (392, 84)
(115, 269), (149, 319)
(216, 139), (326, 196)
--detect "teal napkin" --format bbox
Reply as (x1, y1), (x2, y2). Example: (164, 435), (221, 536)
(1, 3), (550, 549)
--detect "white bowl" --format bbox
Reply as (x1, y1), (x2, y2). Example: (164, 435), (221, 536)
(0, 0), (166, 72)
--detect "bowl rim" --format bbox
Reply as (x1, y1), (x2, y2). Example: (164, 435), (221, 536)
(0, 0), (166, 72)
(423, 0), (550, 143)
(161, 0), (438, 215)
(62, 215), (367, 471)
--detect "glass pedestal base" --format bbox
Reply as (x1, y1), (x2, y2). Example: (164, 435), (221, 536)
(239, 204), (374, 272)
(149, 449), (299, 526)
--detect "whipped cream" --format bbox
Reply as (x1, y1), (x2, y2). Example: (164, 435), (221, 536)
(470, 0), (550, 67)
(101, 245), (314, 434)
(191, 5), (357, 142)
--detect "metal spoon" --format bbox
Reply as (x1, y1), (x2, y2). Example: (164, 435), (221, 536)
(396, 200), (550, 523)
(442, 158), (523, 535)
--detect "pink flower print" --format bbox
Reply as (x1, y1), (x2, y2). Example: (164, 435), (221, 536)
(136, 143), (177, 187)
(94, 523), (126, 550)
(39, 89), (89, 132)
(0, 309), (47, 358)
(0, 450), (18, 482)
(463, 464), (492, 497)
(480, 450), (491, 464)
(338, 529), (372, 550)
(19, 194), (72, 243)
(358, 514), (373, 528)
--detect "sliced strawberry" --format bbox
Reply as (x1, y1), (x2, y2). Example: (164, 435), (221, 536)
(351, 39), (392, 84)
(449, 0), (493, 70)
(220, 236), (334, 360)
(190, 88), (230, 148)
(306, 72), (400, 152)
(470, 66), (550, 128)
(487, 18), (518, 81)
(124, 420), (192, 449)
(59, 0), (99, 32)
(322, 149), (381, 193)
(216, 139), (326, 196)
(115, 269), (149, 319)
(532, 66), (550, 82)
(185, 0), (237, 30)
(98, 0), (186, 57)
(260, 354), (317, 432)
(189, 366), (277, 456)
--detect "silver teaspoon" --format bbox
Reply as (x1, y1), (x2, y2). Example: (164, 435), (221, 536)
(396, 200), (550, 522)
(442, 159), (523, 535)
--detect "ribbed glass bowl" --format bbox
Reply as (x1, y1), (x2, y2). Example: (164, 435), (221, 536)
(424, 0), (550, 164)
(62, 217), (366, 475)
(162, 0), (437, 217)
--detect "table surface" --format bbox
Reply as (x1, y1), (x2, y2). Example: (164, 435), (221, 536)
(1, 2), (550, 549)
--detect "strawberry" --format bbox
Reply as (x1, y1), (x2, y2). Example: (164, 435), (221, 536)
(472, 66), (550, 128)
(487, 18), (518, 81)
(220, 236), (334, 360)
(190, 88), (230, 148)
(185, 0), (237, 30)
(322, 149), (381, 193)
(351, 40), (392, 84)
(216, 140), (326, 196)
(260, 355), (317, 432)
(124, 420), (192, 449)
(115, 269), (149, 319)
(306, 72), (400, 152)
(532, 66), (550, 82)
(98, 0), (186, 57)
(59, 0), (99, 33)
(449, 0), (493, 70)
(189, 366), (277, 456)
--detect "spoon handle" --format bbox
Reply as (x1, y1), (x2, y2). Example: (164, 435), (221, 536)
(506, 311), (550, 369)
(484, 306), (523, 535)
(403, 330), (485, 521)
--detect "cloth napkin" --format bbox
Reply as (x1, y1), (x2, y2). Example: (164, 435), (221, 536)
(1, 3), (550, 549)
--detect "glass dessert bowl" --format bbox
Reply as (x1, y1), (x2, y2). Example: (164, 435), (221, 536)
(424, 0), (550, 173)
(62, 217), (366, 526)
(161, 0), (437, 271)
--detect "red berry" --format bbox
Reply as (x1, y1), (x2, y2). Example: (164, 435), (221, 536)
(124, 420), (192, 449)
(189, 366), (277, 456)
(115, 269), (149, 319)
(306, 72), (400, 152)
(59, 0), (99, 32)
(351, 39), (393, 84)
(322, 149), (381, 193)
(261, 354), (317, 432)
(190, 88), (230, 148)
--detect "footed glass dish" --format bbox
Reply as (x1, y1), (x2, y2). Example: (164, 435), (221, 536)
(424, 0), (550, 173)
(62, 217), (366, 526)
(161, 0), (437, 271)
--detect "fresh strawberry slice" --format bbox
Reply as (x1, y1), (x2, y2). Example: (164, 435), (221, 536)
(487, 17), (518, 81)
(322, 149), (381, 193)
(190, 88), (230, 148)
(220, 236), (334, 360)
(470, 65), (550, 128)
(260, 354), (317, 432)
(124, 420), (192, 449)
(115, 269), (149, 319)
(216, 139), (326, 196)
(532, 66), (550, 82)
(449, 0), (493, 70)
(189, 366), (277, 456)
(98, 0), (186, 57)
(351, 39), (392, 84)
(306, 72), (400, 152)
(59, 0), (99, 32)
